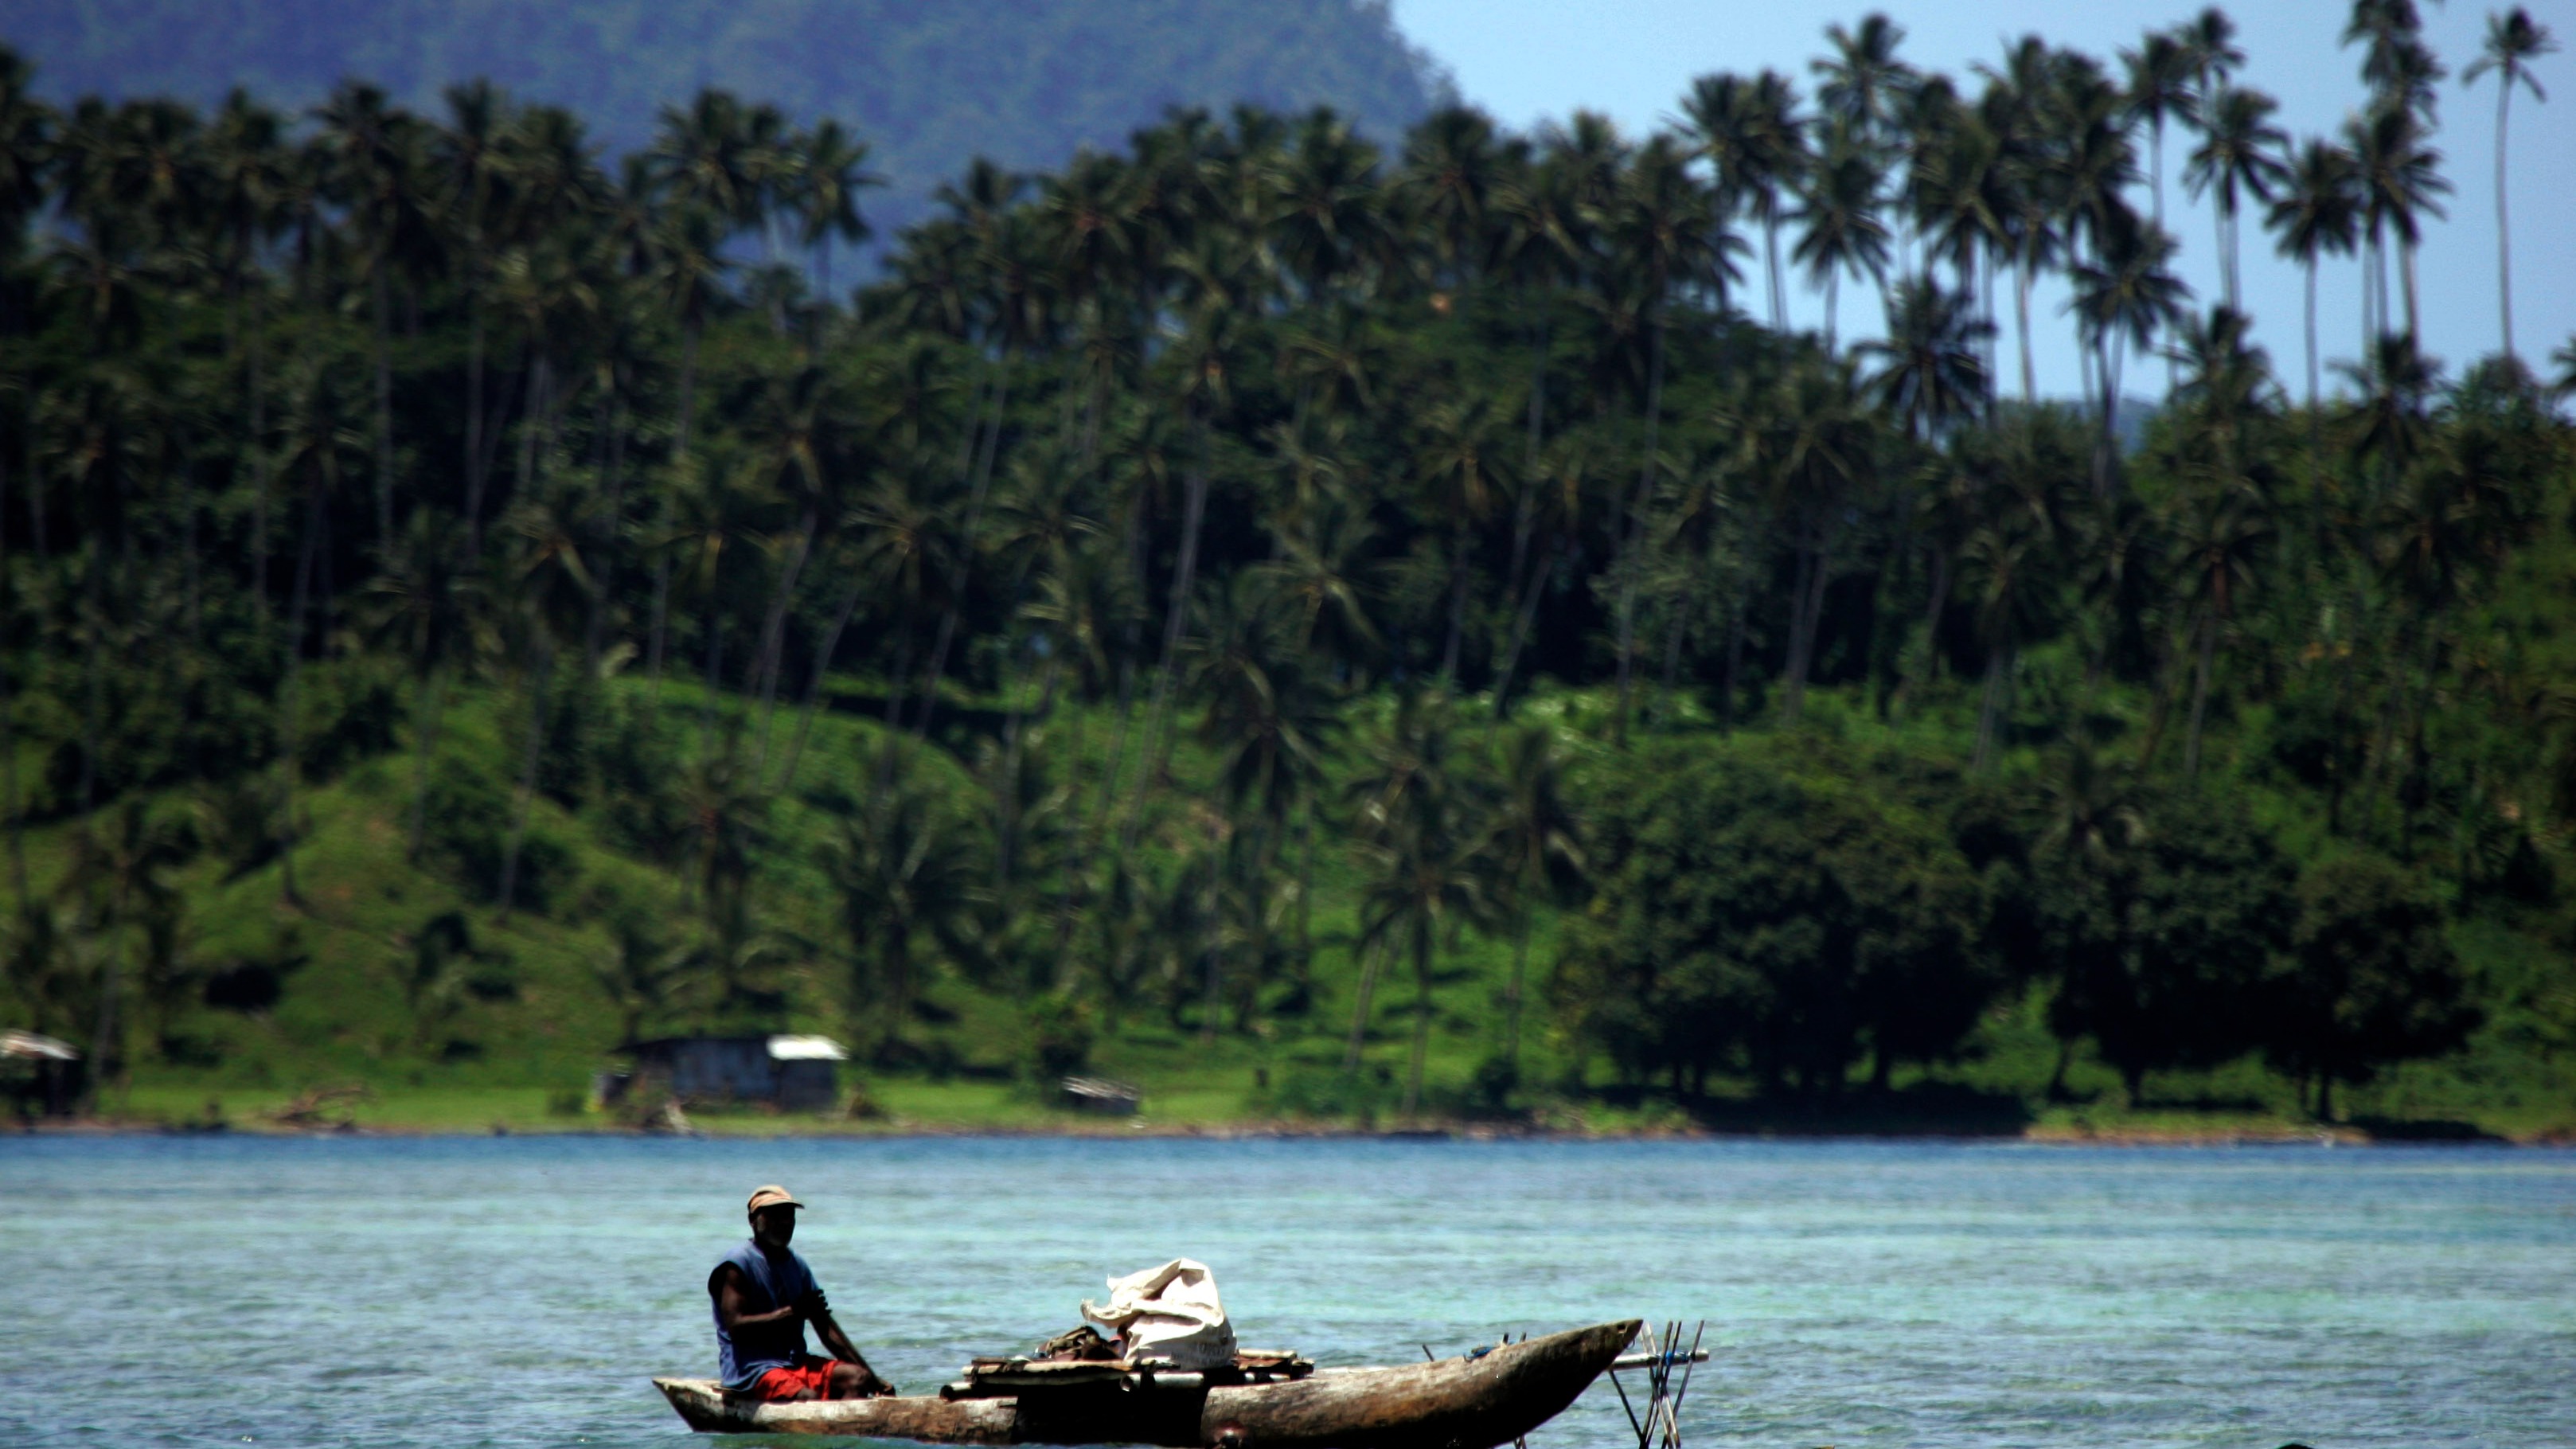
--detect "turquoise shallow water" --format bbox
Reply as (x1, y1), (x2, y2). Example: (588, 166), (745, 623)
(2, 1135), (2570, 1448)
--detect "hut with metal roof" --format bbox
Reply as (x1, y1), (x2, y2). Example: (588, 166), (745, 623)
(2, 1029), (81, 1119)
(603, 1034), (846, 1112)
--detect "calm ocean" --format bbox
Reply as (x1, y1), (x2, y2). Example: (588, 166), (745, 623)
(3, 1135), (2570, 1447)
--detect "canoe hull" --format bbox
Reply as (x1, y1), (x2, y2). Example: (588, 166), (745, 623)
(653, 1318), (1640, 1447)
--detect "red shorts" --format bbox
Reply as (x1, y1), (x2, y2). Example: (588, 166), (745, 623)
(751, 1360), (848, 1402)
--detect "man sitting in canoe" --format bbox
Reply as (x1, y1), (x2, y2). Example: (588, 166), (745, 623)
(710, 1184), (896, 1402)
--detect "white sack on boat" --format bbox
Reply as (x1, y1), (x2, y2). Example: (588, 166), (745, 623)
(1080, 1258), (1236, 1368)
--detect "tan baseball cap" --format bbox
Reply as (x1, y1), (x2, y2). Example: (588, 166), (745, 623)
(746, 1184), (805, 1215)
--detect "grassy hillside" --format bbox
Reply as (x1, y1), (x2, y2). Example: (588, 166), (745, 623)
(31, 653), (2576, 1141)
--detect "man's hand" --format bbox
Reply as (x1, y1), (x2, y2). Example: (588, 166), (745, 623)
(798, 1288), (832, 1320)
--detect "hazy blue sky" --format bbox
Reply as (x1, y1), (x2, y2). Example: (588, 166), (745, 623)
(1388, 0), (2574, 400)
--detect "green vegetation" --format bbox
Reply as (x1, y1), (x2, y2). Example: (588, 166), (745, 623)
(2, 6), (2574, 1141)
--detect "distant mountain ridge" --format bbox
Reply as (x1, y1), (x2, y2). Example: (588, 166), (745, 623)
(3, 0), (1450, 242)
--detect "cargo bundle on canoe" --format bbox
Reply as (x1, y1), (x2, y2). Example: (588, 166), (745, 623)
(652, 1318), (1641, 1447)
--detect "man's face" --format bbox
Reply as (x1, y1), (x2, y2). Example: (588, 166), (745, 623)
(752, 1205), (797, 1247)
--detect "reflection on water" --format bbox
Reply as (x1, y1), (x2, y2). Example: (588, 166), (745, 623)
(2, 1135), (2570, 1447)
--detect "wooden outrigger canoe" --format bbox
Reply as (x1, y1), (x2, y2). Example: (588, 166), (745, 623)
(653, 1318), (1641, 1447)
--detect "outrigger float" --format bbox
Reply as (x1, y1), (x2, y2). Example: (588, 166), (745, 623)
(654, 1318), (1657, 1447)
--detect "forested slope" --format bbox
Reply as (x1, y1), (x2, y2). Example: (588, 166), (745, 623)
(2, 4), (2574, 1136)
(0, 0), (1448, 238)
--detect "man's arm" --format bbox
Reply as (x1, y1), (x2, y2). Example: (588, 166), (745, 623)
(802, 1289), (892, 1393)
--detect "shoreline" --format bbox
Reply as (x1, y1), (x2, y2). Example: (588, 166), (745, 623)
(16, 1116), (2570, 1146)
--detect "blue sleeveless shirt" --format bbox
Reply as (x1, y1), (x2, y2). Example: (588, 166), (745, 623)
(709, 1238), (821, 1391)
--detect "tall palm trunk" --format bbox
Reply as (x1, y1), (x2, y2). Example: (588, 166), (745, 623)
(405, 662), (449, 862)
(776, 570), (868, 791)
(911, 357), (1011, 738)
(84, 875), (130, 1115)
(1341, 937), (1382, 1073)
(1921, 538), (1954, 693)
(1612, 308), (1669, 745)
(79, 551), (104, 814)
(1504, 895), (1533, 1072)
(1491, 534), (1562, 721)
(0, 445), (20, 911)
(585, 394), (627, 672)
(496, 637), (554, 921)
(1054, 657), (1138, 963)
(1503, 314), (1549, 601)
(464, 300), (487, 561)
(648, 320), (701, 699)
(248, 289), (271, 620)
(1438, 519), (1473, 687)
(2155, 119), (2177, 396)
(2015, 249), (2036, 404)
(750, 506), (817, 771)
(1782, 516), (1835, 723)
(2304, 257), (2325, 551)
(2495, 79), (2516, 359)
(1199, 814), (1224, 1044)
(1765, 210), (1787, 330)
(372, 271), (396, 548)
(2399, 234), (2421, 339)
(277, 462), (328, 905)
(0, 654), (20, 912)
(1402, 917), (1434, 1121)
(1973, 634), (2012, 769)
(1122, 412), (1212, 855)
(2216, 197), (2236, 313)
(2184, 607), (2219, 778)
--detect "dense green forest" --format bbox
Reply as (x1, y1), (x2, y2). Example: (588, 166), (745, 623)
(1, 2), (2572, 1135)
(0, 0), (1447, 241)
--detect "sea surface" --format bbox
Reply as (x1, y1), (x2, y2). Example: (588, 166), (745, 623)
(2, 1134), (2570, 1448)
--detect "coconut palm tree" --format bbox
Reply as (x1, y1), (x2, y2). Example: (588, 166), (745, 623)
(2346, 0), (2444, 116)
(0, 48), (49, 238)
(1273, 108), (1387, 307)
(2121, 30), (2202, 252)
(791, 119), (878, 300)
(61, 799), (192, 1111)
(264, 355), (363, 904)
(829, 753), (990, 1055)
(2345, 96), (2449, 342)
(2182, 86), (2289, 314)
(2462, 7), (2557, 361)
(314, 81), (432, 550)
(1401, 105), (1509, 271)
(1762, 359), (1879, 722)
(1791, 126), (1891, 353)
(734, 361), (855, 765)
(1685, 71), (1807, 329)
(1602, 135), (1734, 744)
(1482, 725), (1583, 1075)
(2266, 136), (2363, 479)
(1410, 391), (1512, 688)
(2171, 480), (2273, 776)
(493, 494), (594, 921)
(1347, 692), (1489, 1118)
(1907, 106), (2006, 353)
(2071, 219), (2189, 482)
(1858, 275), (1992, 440)
(1956, 415), (2078, 767)
(361, 514), (486, 863)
